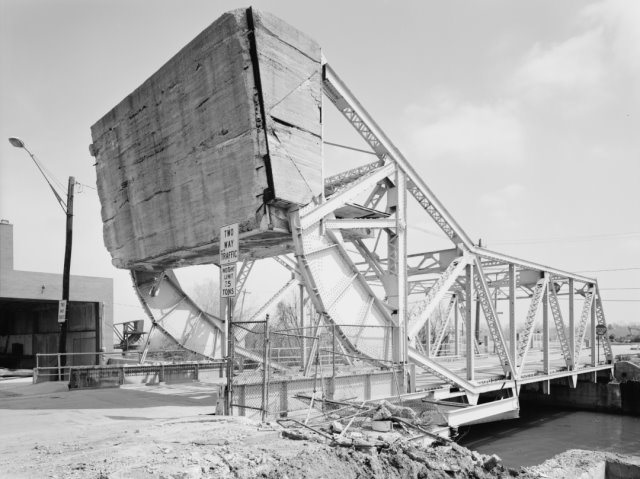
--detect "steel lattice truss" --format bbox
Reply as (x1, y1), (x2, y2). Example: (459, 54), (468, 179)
(130, 59), (614, 409)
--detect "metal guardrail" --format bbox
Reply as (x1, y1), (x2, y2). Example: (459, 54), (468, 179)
(34, 349), (221, 383)
(68, 361), (227, 389)
(34, 352), (117, 383)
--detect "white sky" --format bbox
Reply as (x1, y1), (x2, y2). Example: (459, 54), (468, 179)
(0, 0), (638, 325)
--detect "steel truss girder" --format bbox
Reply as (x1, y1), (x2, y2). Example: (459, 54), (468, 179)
(454, 292), (482, 356)
(364, 181), (390, 210)
(408, 346), (479, 399)
(574, 286), (595, 365)
(324, 159), (385, 196)
(290, 209), (395, 366)
(517, 276), (549, 377)
(234, 259), (254, 299)
(471, 247), (595, 284)
(300, 162), (395, 229)
(133, 270), (223, 362)
(473, 259), (515, 376)
(351, 239), (385, 283)
(432, 295), (457, 355)
(548, 283), (573, 367)
(273, 255), (298, 274)
(407, 254), (472, 338)
(322, 64), (473, 248)
(324, 218), (396, 230)
(594, 285), (613, 362)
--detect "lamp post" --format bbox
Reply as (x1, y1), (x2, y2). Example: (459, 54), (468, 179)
(8, 137), (75, 377)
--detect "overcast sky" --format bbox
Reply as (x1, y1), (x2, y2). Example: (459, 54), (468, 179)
(1, 0), (638, 326)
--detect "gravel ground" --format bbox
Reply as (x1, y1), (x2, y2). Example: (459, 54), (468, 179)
(1, 379), (637, 479)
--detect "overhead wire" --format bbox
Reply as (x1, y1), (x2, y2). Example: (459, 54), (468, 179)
(575, 267), (640, 273)
(600, 287), (640, 291)
(493, 231), (640, 246)
(32, 154), (67, 194)
(323, 140), (377, 156)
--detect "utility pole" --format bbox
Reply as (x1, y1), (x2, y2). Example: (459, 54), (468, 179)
(59, 176), (75, 364)
(8, 138), (75, 378)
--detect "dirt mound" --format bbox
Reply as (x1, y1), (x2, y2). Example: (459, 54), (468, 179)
(2, 414), (519, 478)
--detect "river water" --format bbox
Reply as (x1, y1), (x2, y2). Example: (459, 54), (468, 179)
(458, 405), (640, 468)
(459, 345), (640, 468)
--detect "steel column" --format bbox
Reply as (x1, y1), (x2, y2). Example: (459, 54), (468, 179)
(569, 279), (575, 369)
(397, 169), (408, 371)
(509, 264), (517, 369)
(465, 263), (475, 381)
(454, 296), (460, 356)
(299, 283), (306, 371)
(590, 298), (597, 366)
(542, 275), (549, 374)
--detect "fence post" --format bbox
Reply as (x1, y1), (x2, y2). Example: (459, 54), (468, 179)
(332, 324), (336, 380)
(261, 315), (270, 422)
(280, 381), (288, 417)
(57, 354), (62, 382)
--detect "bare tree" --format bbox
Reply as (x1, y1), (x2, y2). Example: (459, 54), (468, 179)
(190, 277), (220, 316)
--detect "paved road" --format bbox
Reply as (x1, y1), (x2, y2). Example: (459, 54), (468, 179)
(0, 379), (221, 447)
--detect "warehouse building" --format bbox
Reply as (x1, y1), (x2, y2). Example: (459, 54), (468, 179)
(0, 220), (113, 371)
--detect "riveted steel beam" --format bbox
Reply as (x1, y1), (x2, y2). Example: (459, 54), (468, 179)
(517, 276), (548, 378)
(473, 258), (515, 377)
(300, 162), (395, 229)
(323, 64), (473, 248)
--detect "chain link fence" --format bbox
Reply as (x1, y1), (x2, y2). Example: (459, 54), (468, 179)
(230, 317), (404, 420)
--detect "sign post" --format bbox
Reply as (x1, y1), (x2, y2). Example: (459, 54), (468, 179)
(596, 324), (607, 364)
(220, 223), (239, 415)
(57, 300), (67, 323)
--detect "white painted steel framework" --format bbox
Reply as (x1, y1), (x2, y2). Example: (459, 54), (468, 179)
(129, 60), (614, 424)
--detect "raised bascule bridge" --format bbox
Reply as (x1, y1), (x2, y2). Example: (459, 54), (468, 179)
(89, 8), (614, 427)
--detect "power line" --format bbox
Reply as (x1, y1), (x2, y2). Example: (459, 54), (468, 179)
(601, 299), (640, 303)
(75, 180), (97, 194)
(574, 267), (640, 273)
(556, 297), (640, 302)
(600, 287), (640, 290)
(323, 140), (377, 156)
(493, 231), (640, 246)
(408, 224), (447, 238)
(76, 180), (96, 190)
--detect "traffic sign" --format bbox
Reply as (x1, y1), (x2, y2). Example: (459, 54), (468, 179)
(596, 324), (607, 336)
(57, 300), (67, 323)
(220, 223), (239, 265)
(220, 264), (236, 298)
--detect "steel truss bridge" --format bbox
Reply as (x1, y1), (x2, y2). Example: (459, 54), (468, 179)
(131, 62), (614, 426)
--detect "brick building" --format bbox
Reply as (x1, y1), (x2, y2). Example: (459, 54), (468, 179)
(0, 220), (113, 370)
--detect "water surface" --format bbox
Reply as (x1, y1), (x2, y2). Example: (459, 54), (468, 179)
(458, 406), (640, 468)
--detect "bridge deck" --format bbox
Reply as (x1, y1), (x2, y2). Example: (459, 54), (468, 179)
(415, 347), (613, 396)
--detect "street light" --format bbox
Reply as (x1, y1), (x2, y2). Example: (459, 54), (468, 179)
(8, 137), (75, 376)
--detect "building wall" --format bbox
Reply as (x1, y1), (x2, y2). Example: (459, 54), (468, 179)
(0, 221), (13, 271)
(0, 300), (102, 368)
(0, 221), (114, 355)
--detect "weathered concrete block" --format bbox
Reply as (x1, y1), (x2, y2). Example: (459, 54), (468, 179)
(90, 8), (322, 270)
